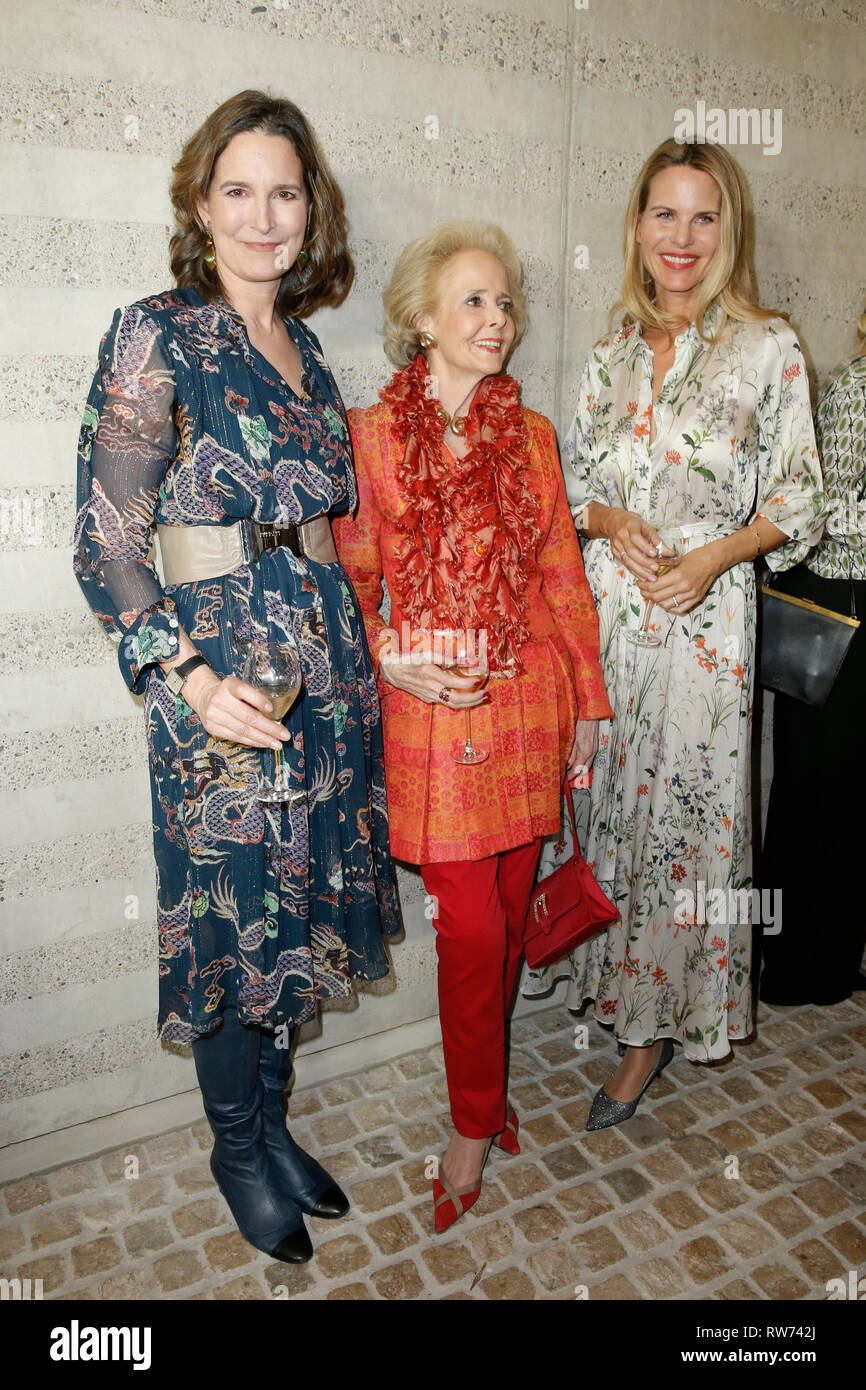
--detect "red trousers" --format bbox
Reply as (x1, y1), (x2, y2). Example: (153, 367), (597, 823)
(420, 838), (543, 1139)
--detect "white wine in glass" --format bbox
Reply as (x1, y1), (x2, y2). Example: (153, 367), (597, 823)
(257, 677), (301, 723)
(442, 630), (490, 766)
(243, 639), (304, 804)
(627, 540), (681, 649)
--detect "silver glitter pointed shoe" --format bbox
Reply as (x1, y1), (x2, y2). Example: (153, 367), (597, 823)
(585, 1038), (675, 1132)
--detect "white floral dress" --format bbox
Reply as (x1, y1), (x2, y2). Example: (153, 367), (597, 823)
(523, 307), (825, 1060)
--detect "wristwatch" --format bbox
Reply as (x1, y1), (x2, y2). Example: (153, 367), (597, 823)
(164, 654), (208, 697)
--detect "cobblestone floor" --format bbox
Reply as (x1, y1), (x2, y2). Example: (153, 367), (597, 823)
(2, 994), (865, 1301)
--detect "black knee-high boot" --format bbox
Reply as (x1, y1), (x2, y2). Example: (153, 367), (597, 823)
(193, 1008), (313, 1262)
(259, 1026), (349, 1219)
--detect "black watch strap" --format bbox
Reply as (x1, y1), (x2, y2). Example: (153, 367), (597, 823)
(165, 654), (208, 695)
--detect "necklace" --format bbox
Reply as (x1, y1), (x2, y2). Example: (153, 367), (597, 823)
(437, 406), (467, 436)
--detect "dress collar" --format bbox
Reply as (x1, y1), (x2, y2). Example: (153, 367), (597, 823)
(183, 286), (291, 351)
(213, 292), (251, 340)
(615, 300), (723, 356)
(199, 290), (313, 400)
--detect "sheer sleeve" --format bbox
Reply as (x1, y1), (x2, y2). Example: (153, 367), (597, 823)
(753, 321), (827, 573)
(73, 305), (180, 694)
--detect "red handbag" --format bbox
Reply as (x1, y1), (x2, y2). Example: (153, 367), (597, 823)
(524, 779), (619, 969)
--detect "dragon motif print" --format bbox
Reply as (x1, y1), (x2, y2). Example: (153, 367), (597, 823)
(74, 287), (401, 1042)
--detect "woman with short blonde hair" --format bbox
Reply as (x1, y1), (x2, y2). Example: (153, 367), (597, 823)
(382, 220), (528, 367)
(335, 221), (611, 1228)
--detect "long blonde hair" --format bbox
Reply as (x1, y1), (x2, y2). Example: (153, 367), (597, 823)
(382, 221), (527, 368)
(613, 139), (778, 345)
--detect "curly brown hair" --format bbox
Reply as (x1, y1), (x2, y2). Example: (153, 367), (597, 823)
(169, 89), (354, 317)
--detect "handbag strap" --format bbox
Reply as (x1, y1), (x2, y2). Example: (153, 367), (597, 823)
(562, 777), (587, 868)
(843, 540), (858, 620)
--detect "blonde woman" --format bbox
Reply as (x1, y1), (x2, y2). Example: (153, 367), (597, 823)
(527, 139), (825, 1128)
(334, 222), (611, 1226)
(761, 303), (866, 1004)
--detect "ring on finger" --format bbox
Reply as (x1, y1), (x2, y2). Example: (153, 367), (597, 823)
(672, 594), (680, 608)
(437, 687), (451, 704)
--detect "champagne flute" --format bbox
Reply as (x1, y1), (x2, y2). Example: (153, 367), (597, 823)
(441, 628), (490, 766)
(243, 637), (304, 803)
(627, 533), (682, 648)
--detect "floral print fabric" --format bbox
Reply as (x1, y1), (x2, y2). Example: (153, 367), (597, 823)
(523, 308), (825, 1060)
(74, 287), (400, 1042)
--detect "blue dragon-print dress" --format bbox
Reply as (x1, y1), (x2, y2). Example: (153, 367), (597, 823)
(73, 287), (401, 1043)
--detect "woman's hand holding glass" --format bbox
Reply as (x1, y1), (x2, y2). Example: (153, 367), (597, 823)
(603, 506), (675, 582)
(242, 639), (304, 804)
(637, 542), (723, 616)
(379, 653), (490, 708)
(181, 665), (291, 751)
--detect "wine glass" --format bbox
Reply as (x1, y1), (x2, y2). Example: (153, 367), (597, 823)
(441, 628), (490, 766)
(626, 531), (682, 648)
(243, 637), (304, 803)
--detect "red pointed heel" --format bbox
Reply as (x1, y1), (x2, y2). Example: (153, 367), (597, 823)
(431, 1137), (493, 1233)
(432, 1172), (483, 1233)
(492, 1107), (520, 1155)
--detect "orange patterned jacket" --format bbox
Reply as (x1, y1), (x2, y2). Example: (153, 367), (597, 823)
(333, 401), (613, 865)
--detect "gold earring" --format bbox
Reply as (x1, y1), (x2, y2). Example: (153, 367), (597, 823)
(419, 330), (436, 350)
(203, 224), (216, 268)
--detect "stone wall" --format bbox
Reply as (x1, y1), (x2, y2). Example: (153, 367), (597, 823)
(1, 0), (863, 1167)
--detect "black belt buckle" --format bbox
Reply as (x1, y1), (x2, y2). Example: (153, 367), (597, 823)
(244, 518), (303, 561)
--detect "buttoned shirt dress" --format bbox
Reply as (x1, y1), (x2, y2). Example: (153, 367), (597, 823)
(523, 308), (825, 1059)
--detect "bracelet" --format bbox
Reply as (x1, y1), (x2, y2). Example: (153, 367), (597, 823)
(749, 524), (762, 559)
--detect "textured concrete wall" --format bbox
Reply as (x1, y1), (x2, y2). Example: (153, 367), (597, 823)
(563, 0), (865, 400)
(1, 0), (864, 1157)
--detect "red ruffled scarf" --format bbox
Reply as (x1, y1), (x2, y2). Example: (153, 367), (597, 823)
(380, 352), (540, 674)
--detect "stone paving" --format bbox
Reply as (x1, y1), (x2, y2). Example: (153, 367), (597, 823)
(1, 994), (865, 1301)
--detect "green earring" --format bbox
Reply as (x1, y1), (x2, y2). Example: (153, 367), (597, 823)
(296, 247), (309, 268)
(203, 225), (216, 268)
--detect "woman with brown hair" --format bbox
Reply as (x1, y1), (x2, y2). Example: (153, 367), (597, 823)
(334, 222), (612, 1229)
(73, 90), (400, 1262)
(525, 139), (825, 1127)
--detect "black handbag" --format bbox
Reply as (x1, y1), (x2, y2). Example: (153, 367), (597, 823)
(758, 552), (860, 708)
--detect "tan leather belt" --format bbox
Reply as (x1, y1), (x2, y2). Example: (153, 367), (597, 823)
(156, 516), (338, 585)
